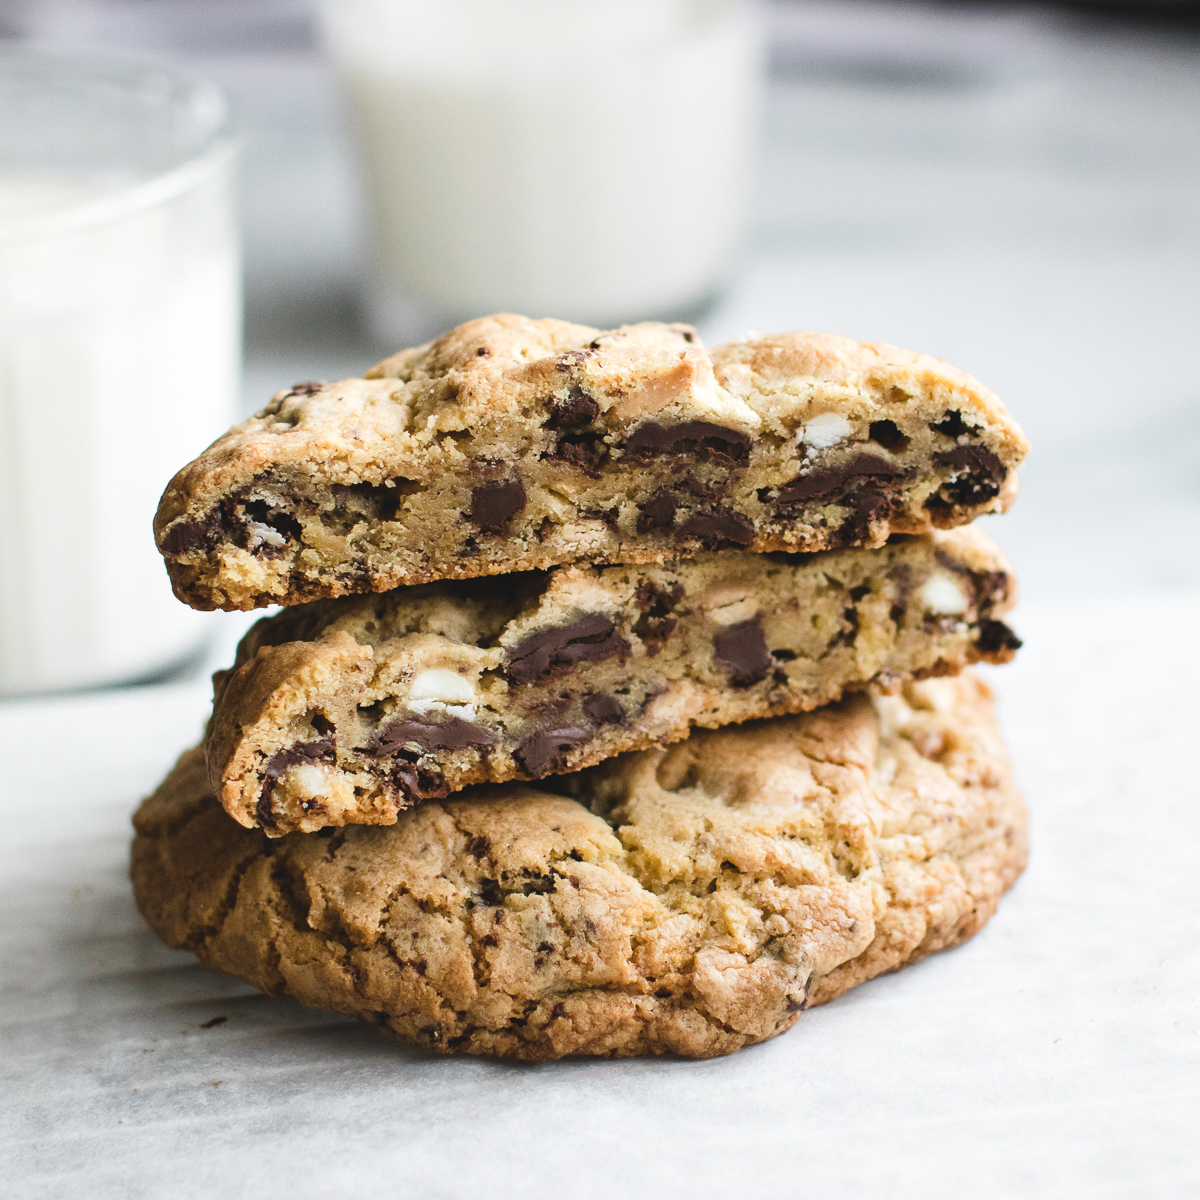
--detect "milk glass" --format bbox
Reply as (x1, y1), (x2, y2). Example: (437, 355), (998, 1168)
(319, 0), (763, 341)
(0, 49), (240, 695)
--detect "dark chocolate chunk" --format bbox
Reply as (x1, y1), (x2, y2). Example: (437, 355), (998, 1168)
(933, 445), (1006, 506)
(516, 727), (590, 775)
(506, 615), (629, 684)
(932, 411), (972, 439)
(583, 693), (624, 725)
(371, 716), (497, 756)
(388, 761), (449, 806)
(623, 420), (752, 466)
(160, 509), (225, 557)
(545, 387), (600, 430)
(677, 507), (755, 549)
(868, 420), (908, 451)
(257, 738), (336, 826)
(579, 507), (619, 530)
(636, 490), (677, 533)
(547, 433), (602, 477)
(713, 619), (772, 688)
(776, 454), (911, 506)
(827, 488), (890, 549)
(469, 480), (527, 532)
(970, 570), (1011, 613)
(975, 619), (1022, 656)
(466, 835), (491, 857)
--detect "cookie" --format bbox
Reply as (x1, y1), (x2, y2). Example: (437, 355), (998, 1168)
(207, 526), (1019, 835)
(154, 315), (1029, 611)
(133, 674), (1025, 1061)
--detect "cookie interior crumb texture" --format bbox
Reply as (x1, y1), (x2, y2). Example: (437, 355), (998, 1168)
(207, 527), (1021, 835)
(132, 674), (1027, 1062)
(154, 316), (1029, 611)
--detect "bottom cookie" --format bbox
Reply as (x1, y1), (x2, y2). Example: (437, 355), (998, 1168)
(131, 673), (1026, 1061)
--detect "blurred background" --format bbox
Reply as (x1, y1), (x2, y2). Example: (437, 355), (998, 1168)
(2, 0), (1198, 687)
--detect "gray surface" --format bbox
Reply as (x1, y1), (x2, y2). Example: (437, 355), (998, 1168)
(3, 2), (1200, 1195)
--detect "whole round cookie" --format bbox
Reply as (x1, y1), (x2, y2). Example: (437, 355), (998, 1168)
(132, 674), (1026, 1061)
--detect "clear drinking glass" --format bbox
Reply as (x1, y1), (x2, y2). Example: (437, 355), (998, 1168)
(0, 47), (240, 696)
(319, 0), (763, 343)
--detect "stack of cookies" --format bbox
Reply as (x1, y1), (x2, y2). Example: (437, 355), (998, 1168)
(133, 315), (1030, 1061)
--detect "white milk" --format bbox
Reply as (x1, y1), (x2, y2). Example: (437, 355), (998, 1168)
(320, 0), (762, 338)
(0, 168), (240, 694)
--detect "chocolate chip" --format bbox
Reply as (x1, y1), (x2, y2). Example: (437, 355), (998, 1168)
(827, 488), (890, 549)
(469, 480), (526, 532)
(869, 420), (908, 451)
(160, 510), (225, 557)
(975, 619), (1022, 655)
(545, 387), (600, 430)
(476, 346), (489, 356)
(257, 738), (336, 826)
(287, 381), (325, 397)
(933, 446), (1006, 505)
(579, 507), (619, 530)
(371, 716), (497, 756)
(623, 420), (752, 466)
(932, 411), (972, 438)
(481, 934), (498, 947)
(970, 570), (1011, 613)
(506, 615), (629, 684)
(776, 454), (911, 506)
(388, 761), (449, 806)
(516, 727), (590, 775)
(466, 835), (491, 857)
(547, 433), (602, 477)
(677, 507), (755, 549)
(583, 693), (624, 725)
(636, 490), (677, 533)
(713, 619), (772, 688)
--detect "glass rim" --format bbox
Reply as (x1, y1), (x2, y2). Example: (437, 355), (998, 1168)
(0, 44), (236, 244)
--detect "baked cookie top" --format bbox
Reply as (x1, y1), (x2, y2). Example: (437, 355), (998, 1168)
(133, 674), (1027, 1061)
(154, 315), (1029, 611)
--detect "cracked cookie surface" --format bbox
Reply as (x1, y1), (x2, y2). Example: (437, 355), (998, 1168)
(132, 673), (1027, 1061)
(207, 527), (1019, 835)
(154, 315), (1029, 611)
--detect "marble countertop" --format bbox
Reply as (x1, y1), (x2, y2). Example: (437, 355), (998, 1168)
(3, 4), (1199, 1196)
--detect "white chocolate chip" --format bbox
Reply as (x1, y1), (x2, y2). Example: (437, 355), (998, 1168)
(245, 520), (286, 549)
(920, 574), (968, 615)
(801, 412), (852, 449)
(409, 669), (474, 704)
(291, 763), (330, 797)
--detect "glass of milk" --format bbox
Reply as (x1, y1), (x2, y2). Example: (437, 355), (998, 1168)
(319, 0), (763, 343)
(0, 48), (240, 696)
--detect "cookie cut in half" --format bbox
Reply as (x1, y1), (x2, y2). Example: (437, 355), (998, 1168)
(206, 526), (1019, 835)
(133, 674), (1027, 1062)
(155, 315), (1029, 611)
